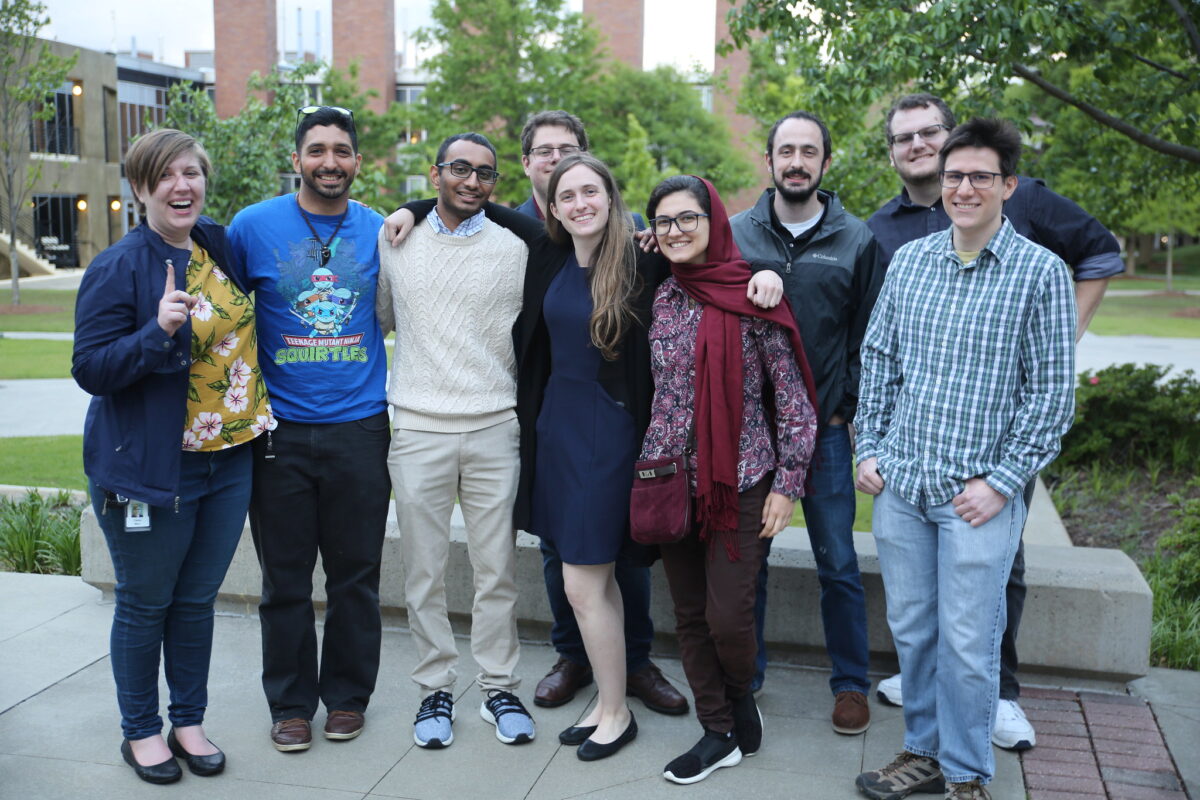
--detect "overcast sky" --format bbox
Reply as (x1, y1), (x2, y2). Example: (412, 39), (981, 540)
(40, 0), (715, 73)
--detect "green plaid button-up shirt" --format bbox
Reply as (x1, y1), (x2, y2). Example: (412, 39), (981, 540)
(855, 219), (1076, 508)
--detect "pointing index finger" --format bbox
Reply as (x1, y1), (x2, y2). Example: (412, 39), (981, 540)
(164, 262), (175, 298)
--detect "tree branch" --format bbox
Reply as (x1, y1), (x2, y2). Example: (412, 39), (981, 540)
(1011, 62), (1200, 163)
(1130, 52), (1189, 80)
(1165, 0), (1200, 61)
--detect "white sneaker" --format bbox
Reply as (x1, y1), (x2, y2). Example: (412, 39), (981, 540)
(992, 699), (1036, 751)
(876, 674), (903, 706)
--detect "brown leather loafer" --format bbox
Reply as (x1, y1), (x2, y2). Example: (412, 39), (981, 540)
(324, 710), (365, 740)
(626, 663), (689, 715)
(270, 718), (312, 752)
(832, 690), (870, 735)
(534, 657), (593, 707)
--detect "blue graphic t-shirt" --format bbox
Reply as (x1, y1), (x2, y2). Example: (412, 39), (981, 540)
(228, 194), (387, 424)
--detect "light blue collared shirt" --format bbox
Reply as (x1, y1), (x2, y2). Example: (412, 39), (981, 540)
(427, 208), (486, 237)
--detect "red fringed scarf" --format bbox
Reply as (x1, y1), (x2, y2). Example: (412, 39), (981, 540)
(665, 177), (819, 560)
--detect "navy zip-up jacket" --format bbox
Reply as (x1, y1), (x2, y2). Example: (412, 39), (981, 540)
(72, 217), (248, 507)
(731, 189), (884, 425)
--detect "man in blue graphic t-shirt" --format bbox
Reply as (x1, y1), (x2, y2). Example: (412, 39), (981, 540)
(228, 106), (389, 752)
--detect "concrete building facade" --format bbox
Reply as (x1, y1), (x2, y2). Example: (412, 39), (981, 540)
(2, 39), (122, 278)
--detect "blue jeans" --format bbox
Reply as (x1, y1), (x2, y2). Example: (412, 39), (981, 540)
(91, 444), (252, 741)
(753, 423), (869, 695)
(873, 486), (1025, 785)
(541, 537), (654, 672)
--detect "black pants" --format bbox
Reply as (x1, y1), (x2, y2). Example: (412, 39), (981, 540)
(999, 477), (1036, 701)
(249, 412), (391, 722)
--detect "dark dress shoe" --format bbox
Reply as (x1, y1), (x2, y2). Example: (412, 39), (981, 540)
(167, 728), (225, 776)
(121, 739), (182, 785)
(270, 718), (312, 752)
(324, 710), (365, 740)
(534, 657), (593, 708)
(576, 714), (637, 761)
(558, 724), (597, 745)
(626, 663), (689, 715)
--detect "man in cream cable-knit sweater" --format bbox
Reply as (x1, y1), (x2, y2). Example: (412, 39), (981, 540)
(376, 132), (534, 749)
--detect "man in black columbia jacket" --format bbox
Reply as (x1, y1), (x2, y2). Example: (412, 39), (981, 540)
(730, 111), (884, 736)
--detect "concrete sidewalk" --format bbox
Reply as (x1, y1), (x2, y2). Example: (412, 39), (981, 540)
(2, 572), (1196, 800)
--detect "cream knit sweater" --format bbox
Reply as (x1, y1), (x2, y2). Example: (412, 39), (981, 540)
(376, 219), (528, 432)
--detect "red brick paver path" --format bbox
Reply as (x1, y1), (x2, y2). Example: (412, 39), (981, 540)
(1021, 687), (1188, 800)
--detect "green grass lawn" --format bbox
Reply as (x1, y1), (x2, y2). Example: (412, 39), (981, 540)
(0, 339), (73, 379)
(0, 289), (77, 332)
(0, 436), (85, 491)
(1112, 274), (1200, 292)
(1089, 293), (1200, 338)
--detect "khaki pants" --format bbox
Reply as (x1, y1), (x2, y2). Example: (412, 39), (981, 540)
(388, 418), (521, 696)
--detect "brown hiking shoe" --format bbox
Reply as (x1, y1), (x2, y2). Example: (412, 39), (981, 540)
(944, 780), (990, 799)
(833, 690), (870, 734)
(855, 751), (945, 799)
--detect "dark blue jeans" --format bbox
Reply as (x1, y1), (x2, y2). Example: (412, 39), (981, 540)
(92, 444), (252, 741)
(541, 536), (655, 672)
(754, 423), (870, 695)
(249, 412), (390, 722)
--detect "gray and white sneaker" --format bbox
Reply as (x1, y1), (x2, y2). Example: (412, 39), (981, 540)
(413, 690), (455, 749)
(992, 699), (1036, 751)
(876, 673), (903, 706)
(480, 689), (535, 744)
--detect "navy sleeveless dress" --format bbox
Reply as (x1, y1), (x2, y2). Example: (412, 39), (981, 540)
(530, 256), (638, 564)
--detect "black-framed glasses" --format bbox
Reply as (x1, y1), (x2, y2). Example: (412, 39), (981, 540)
(297, 105), (355, 123)
(436, 161), (501, 184)
(527, 144), (583, 159)
(940, 170), (1004, 189)
(650, 212), (709, 236)
(889, 123), (949, 147)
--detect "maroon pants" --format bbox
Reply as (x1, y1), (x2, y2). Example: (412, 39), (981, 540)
(660, 479), (770, 732)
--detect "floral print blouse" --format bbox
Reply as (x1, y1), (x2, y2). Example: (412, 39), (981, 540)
(183, 245), (273, 451)
(638, 277), (817, 500)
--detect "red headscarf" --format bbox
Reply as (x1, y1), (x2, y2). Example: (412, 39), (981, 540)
(663, 176), (819, 558)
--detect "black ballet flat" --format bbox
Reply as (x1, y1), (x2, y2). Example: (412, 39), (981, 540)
(120, 739), (182, 784)
(167, 728), (226, 776)
(576, 714), (637, 761)
(558, 723), (598, 745)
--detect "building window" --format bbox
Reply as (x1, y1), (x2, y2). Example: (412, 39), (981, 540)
(118, 81), (170, 159)
(395, 85), (426, 145)
(32, 194), (80, 268)
(30, 82), (78, 156)
(404, 175), (427, 197)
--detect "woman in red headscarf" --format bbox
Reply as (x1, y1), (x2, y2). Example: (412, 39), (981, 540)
(639, 175), (818, 785)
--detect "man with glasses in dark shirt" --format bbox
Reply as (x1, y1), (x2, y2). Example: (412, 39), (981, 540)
(515, 110), (689, 718)
(867, 93), (1123, 753)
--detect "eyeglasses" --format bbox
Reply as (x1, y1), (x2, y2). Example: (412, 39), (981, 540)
(297, 105), (355, 123)
(889, 123), (949, 147)
(527, 145), (583, 159)
(650, 212), (710, 236)
(939, 170), (1004, 189)
(436, 161), (500, 184)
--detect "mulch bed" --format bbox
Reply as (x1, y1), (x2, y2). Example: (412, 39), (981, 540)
(0, 304), (65, 314)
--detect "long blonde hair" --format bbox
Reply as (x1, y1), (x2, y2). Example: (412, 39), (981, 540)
(544, 154), (639, 360)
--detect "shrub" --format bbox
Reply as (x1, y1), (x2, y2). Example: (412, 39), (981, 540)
(0, 491), (84, 575)
(1143, 480), (1200, 669)
(1058, 364), (1200, 472)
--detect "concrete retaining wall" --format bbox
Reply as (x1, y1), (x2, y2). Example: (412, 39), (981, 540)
(77, 482), (1152, 681)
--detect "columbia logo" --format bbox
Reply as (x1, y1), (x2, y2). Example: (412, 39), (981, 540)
(810, 253), (839, 262)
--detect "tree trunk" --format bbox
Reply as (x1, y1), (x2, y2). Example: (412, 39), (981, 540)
(1166, 233), (1174, 293)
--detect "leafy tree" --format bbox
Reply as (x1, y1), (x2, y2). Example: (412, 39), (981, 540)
(159, 65), (317, 224)
(0, 0), (74, 304)
(410, 0), (754, 206)
(613, 114), (661, 214)
(726, 0), (1200, 166)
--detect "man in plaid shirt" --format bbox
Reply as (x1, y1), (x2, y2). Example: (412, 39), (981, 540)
(852, 118), (1076, 800)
